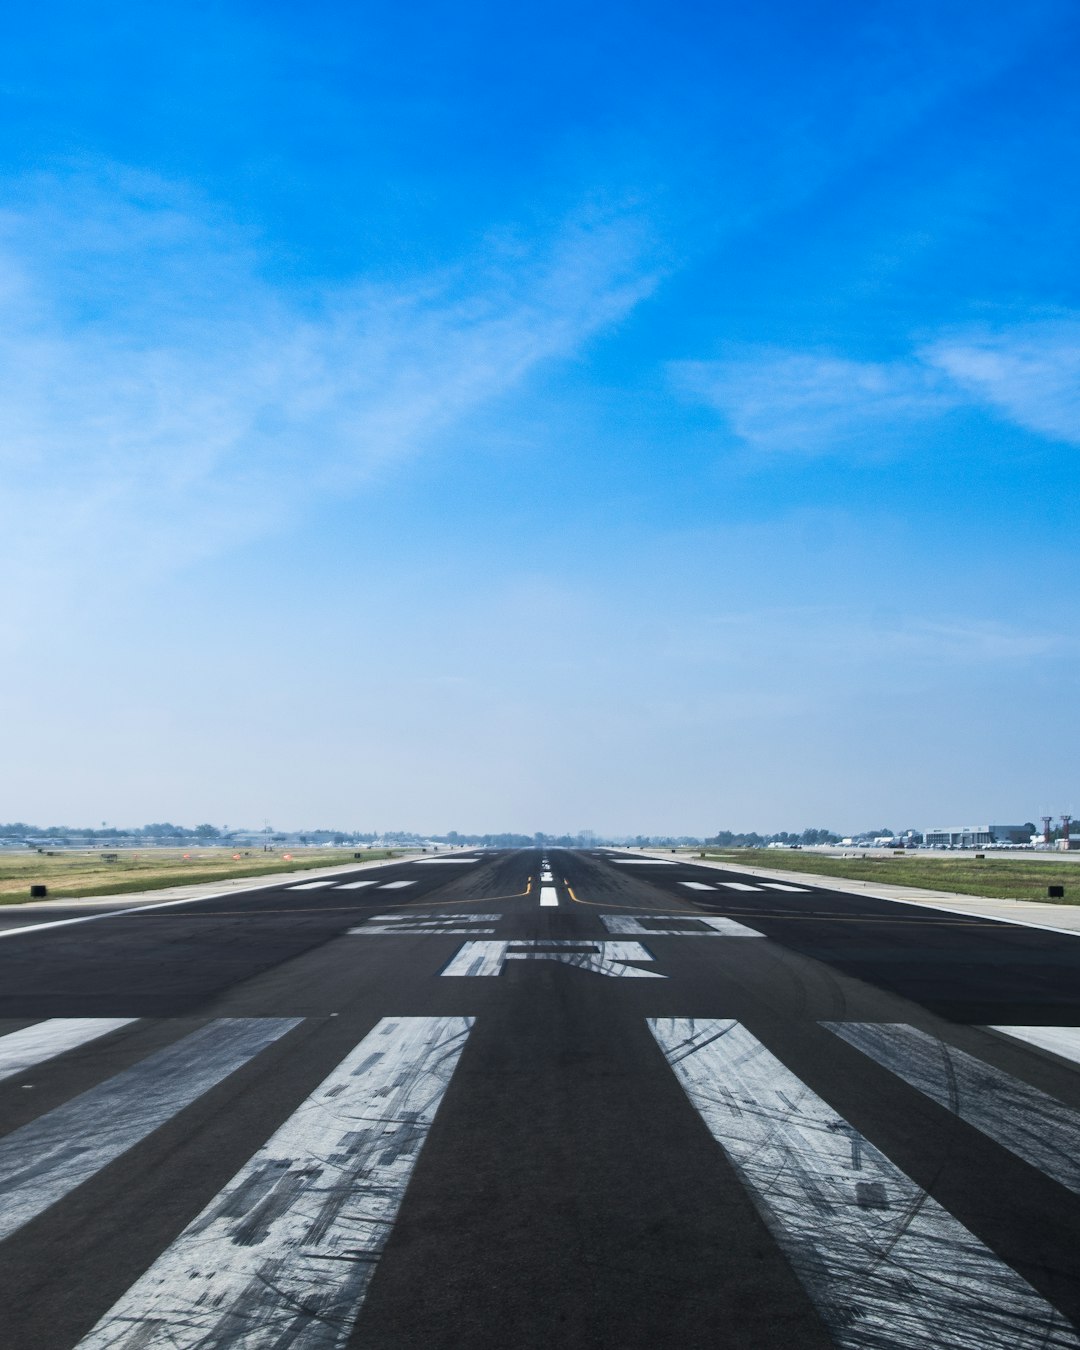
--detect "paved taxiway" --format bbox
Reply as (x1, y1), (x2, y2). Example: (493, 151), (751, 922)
(0, 848), (1078, 1348)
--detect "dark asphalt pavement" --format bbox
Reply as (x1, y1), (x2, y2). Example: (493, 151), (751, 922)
(0, 848), (1078, 1349)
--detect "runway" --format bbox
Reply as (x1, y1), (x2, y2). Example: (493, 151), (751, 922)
(0, 848), (1078, 1347)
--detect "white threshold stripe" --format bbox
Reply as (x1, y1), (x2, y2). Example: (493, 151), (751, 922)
(379, 881), (416, 890)
(760, 883), (809, 892)
(0, 1018), (299, 1244)
(719, 882), (761, 891)
(825, 1022), (1080, 1198)
(290, 881), (335, 890)
(0, 1017), (136, 1084)
(989, 1025), (1080, 1068)
(601, 914), (762, 938)
(650, 1018), (1079, 1350)
(77, 1016), (473, 1350)
(335, 880), (377, 890)
(680, 882), (715, 891)
(539, 886), (558, 907)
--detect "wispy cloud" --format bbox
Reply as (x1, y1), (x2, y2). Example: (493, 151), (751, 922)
(0, 166), (663, 629)
(920, 318), (1080, 447)
(674, 314), (1080, 456)
(673, 349), (955, 454)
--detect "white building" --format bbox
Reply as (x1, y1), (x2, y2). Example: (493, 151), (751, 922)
(923, 825), (1027, 849)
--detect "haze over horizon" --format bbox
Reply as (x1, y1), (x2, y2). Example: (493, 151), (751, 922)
(3, 1), (1078, 834)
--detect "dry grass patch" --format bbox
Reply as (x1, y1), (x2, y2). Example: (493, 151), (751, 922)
(0, 847), (399, 904)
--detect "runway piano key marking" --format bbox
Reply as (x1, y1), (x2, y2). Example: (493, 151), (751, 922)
(649, 1018), (1079, 1350)
(989, 1025), (1080, 1068)
(0, 1018), (300, 1244)
(761, 883), (809, 892)
(335, 880), (378, 890)
(719, 882), (762, 891)
(76, 1016), (474, 1350)
(379, 880), (416, 889)
(680, 882), (716, 891)
(441, 940), (665, 978)
(825, 1021), (1080, 1197)
(601, 914), (763, 938)
(0, 1017), (136, 1084)
(349, 913), (501, 936)
(290, 881), (337, 890)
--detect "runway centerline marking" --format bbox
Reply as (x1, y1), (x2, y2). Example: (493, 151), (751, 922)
(539, 886), (559, 907)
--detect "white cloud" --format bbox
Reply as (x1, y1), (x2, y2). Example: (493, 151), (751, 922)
(675, 315), (1080, 456)
(672, 348), (956, 454)
(921, 319), (1080, 447)
(0, 166), (663, 634)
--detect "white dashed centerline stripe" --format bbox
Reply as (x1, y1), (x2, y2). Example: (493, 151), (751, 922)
(76, 1016), (474, 1350)
(989, 1025), (1080, 1068)
(649, 1018), (1079, 1350)
(0, 1018), (136, 1084)
(825, 1021), (1080, 1198)
(0, 1018), (300, 1244)
(539, 886), (558, 907)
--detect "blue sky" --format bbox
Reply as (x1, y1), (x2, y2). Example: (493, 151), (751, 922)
(2, 0), (1078, 834)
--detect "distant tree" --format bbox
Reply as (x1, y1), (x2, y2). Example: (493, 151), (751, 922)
(194, 824), (221, 839)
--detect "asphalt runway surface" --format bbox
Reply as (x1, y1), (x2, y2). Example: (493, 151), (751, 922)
(0, 848), (1079, 1348)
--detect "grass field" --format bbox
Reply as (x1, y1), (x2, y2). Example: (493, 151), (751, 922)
(697, 850), (1080, 905)
(0, 847), (402, 904)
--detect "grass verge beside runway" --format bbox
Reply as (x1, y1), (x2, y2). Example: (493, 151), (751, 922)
(698, 851), (1080, 905)
(0, 847), (400, 904)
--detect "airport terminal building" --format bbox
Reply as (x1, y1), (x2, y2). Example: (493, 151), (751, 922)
(923, 825), (1028, 848)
